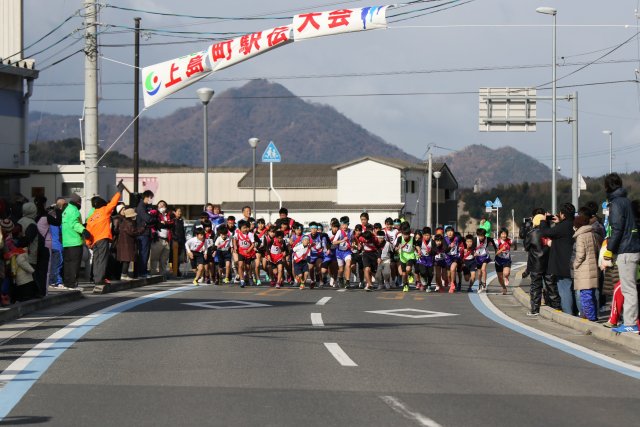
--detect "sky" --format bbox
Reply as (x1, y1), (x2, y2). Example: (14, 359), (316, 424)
(25, 0), (640, 178)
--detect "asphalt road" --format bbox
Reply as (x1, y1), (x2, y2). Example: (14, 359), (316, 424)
(1, 258), (639, 426)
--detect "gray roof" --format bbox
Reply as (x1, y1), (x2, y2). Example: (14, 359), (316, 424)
(333, 156), (444, 172)
(117, 166), (249, 174)
(237, 164), (337, 189)
(221, 201), (404, 212)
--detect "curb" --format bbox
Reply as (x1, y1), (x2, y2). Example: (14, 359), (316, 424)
(512, 286), (640, 353)
(0, 290), (85, 326)
(92, 275), (165, 294)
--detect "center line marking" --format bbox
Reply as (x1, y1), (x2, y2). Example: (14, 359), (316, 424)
(324, 343), (357, 367)
(311, 313), (324, 327)
(316, 296), (332, 305)
(380, 395), (443, 427)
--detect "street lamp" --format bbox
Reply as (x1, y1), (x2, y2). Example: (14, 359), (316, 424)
(197, 87), (214, 206)
(248, 137), (260, 217)
(537, 6), (557, 214)
(603, 130), (613, 173)
(433, 170), (442, 228)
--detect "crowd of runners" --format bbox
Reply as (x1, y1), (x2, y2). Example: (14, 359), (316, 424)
(188, 204), (512, 293)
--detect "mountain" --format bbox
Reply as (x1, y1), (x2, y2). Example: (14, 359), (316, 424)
(437, 144), (557, 189)
(28, 79), (418, 167)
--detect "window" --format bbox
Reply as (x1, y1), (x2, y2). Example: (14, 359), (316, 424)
(62, 182), (84, 197)
(404, 180), (416, 194)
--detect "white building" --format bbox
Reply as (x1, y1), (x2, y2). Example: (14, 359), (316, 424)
(113, 156), (458, 227)
(0, 0), (39, 199)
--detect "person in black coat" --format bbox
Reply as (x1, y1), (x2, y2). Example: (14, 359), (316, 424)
(524, 214), (555, 315)
(603, 173), (640, 331)
(135, 190), (155, 278)
(540, 202), (576, 315)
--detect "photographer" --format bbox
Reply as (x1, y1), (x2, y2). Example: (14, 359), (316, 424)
(540, 202), (576, 314)
(135, 190), (156, 278)
(520, 208), (546, 279)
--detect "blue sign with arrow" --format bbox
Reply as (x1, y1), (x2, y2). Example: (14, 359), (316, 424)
(261, 141), (281, 163)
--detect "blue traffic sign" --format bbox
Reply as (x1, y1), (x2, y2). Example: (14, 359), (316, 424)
(261, 141), (281, 163)
(493, 197), (503, 209)
(602, 201), (608, 209)
(485, 200), (493, 208)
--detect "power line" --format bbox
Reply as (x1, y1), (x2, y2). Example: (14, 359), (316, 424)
(33, 58), (640, 87)
(29, 78), (639, 102)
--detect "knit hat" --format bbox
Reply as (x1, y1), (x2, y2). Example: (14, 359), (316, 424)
(532, 214), (546, 227)
(0, 218), (14, 232)
(69, 193), (82, 204)
(116, 203), (126, 214)
(124, 208), (137, 219)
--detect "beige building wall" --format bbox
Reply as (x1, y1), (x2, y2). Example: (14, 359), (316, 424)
(337, 160), (401, 204)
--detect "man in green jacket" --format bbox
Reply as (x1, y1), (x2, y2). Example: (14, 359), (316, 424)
(62, 193), (90, 289)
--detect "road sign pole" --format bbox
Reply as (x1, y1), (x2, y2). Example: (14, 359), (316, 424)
(270, 161), (282, 210)
(496, 207), (499, 239)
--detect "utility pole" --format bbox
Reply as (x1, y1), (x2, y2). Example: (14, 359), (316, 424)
(133, 17), (141, 196)
(83, 0), (99, 210)
(426, 150), (433, 229)
(571, 92), (579, 209)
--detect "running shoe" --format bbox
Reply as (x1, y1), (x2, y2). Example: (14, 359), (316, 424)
(276, 282), (282, 289)
(270, 280), (276, 287)
(365, 286), (372, 292)
(448, 283), (455, 294)
(612, 324), (639, 333)
(408, 275), (414, 284)
(256, 279), (262, 286)
(240, 280), (245, 288)
(526, 311), (539, 317)
(602, 321), (615, 328)
(467, 286), (473, 293)
(402, 284), (409, 292)
(192, 279), (199, 286)
(299, 283), (305, 290)
(223, 278), (230, 284)
(206, 278), (211, 285)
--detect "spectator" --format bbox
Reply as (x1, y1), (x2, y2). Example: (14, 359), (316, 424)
(136, 190), (155, 278)
(540, 202), (575, 314)
(47, 198), (66, 289)
(62, 193), (89, 289)
(573, 213), (601, 321)
(5, 233), (39, 302)
(603, 173), (640, 333)
(16, 202), (39, 273)
(171, 207), (186, 277)
(108, 203), (126, 280)
(524, 214), (553, 316)
(150, 200), (173, 277)
(116, 208), (145, 280)
(34, 197), (50, 296)
(0, 218), (6, 305)
(85, 186), (122, 286)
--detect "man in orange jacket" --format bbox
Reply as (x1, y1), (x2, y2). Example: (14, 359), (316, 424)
(86, 181), (124, 285)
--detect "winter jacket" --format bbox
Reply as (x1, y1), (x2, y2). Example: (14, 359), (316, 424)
(17, 202), (38, 265)
(85, 192), (121, 248)
(13, 251), (35, 286)
(606, 187), (640, 255)
(48, 209), (63, 252)
(37, 216), (51, 250)
(573, 226), (600, 291)
(136, 200), (153, 237)
(61, 202), (85, 248)
(116, 218), (145, 262)
(540, 218), (574, 278)
(524, 227), (549, 274)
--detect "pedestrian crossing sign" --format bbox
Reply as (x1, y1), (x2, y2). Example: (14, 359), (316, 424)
(262, 141), (281, 163)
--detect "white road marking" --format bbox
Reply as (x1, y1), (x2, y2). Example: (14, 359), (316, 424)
(337, 289), (347, 293)
(324, 343), (358, 367)
(311, 313), (324, 327)
(380, 395), (443, 427)
(181, 300), (271, 309)
(366, 308), (458, 319)
(316, 296), (332, 305)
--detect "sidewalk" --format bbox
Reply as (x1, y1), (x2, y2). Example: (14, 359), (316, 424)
(0, 275), (166, 326)
(490, 266), (640, 354)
